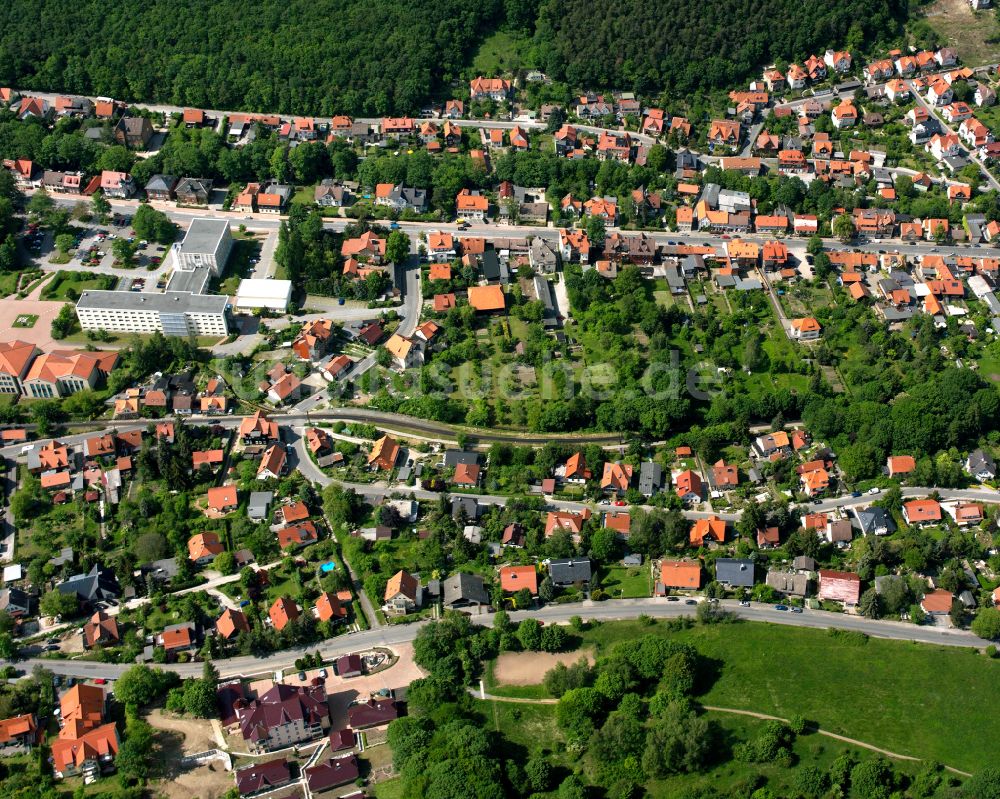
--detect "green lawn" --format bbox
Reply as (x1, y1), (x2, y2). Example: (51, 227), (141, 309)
(471, 30), (534, 75)
(573, 620), (1000, 772)
(40, 270), (116, 301)
(596, 563), (652, 599)
(373, 778), (405, 799)
(473, 698), (932, 799)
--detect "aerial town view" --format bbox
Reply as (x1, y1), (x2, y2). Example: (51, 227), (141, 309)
(3, 0), (1000, 798)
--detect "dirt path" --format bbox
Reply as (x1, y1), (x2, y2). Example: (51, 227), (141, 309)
(470, 691), (971, 777)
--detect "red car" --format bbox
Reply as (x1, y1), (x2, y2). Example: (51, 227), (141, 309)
(93, 678), (107, 685)
(614, 500), (626, 506)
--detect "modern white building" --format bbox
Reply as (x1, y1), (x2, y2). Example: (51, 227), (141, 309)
(76, 290), (230, 337)
(234, 278), (293, 312)
(170, 218), (233, 274)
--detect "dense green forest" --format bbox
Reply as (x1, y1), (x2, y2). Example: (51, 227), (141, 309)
(0, 0), (913, 114)
(0, 0), (504, 115)
(534, 0), (911, 96)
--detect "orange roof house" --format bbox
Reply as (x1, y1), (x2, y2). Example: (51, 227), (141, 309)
(601, 462), (634, 493)
(467, 284), (506, 312)
(660, 560), (702, 589)
(269, 596), (300, 631)
(0, 714), (38, 747)
(216, 608), (251, 639)
(903, 499), (942, 524)
(712, 460), (739, 488)
(500, 565), (538, 595)
(545, 509), (592, 538)
(51, 722), (119, 778)
(888, 455), (916, 477)
(564, 452), (591, 481)
(690, 516), (726, 545)
(82, 611), (119, 648)
(278, 521), (319, 549)
(368, 435), (400, 471)
(675, 469), (703, 501)
(188, 532), (224, 562)
(920, 588), (953, 614)
(207, 484), (239, 514)
(314, 591), (348, 622)
(59, 684), (105, 737)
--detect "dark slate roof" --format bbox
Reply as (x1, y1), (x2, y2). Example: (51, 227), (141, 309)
(853, 506), (896, 535)
(443, 572), (489, 606)
(443, 450), (480, 467)
(549, 558), (592, 585)
(639, 461), (662, 494)
(715, 558), (755, 587)
(56, 564), (120, 602)
(451, 496), (480, 520)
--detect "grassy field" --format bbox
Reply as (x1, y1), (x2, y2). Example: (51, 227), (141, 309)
(471, 30), (535, 75)
(40, 270), (116, 301)
(473, 698), (936, 799)
(569, 619), (1000, 772)
(921, 0), (1000, 66)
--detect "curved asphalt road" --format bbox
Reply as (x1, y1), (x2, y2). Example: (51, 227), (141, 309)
(5, 598), (980, 681)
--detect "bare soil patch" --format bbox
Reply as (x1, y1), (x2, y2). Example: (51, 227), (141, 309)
(146, 709), (233, 799)
(923, 0), (1000, 66)
(493, 648), (594, 685)
(146, 708), (219, 753)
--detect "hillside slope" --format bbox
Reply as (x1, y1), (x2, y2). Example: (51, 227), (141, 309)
(0, 0), (502, 115)
(534, 0), (910, 96)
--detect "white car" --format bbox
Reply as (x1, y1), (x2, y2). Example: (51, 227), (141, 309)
(867, 487), (881, 495)
(20, 444), (34, 454)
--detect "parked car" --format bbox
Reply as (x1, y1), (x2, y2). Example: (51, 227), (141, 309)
(867, 487), (881, 495)
(790, 607), (803, 613)
(774, 604), (789, 612)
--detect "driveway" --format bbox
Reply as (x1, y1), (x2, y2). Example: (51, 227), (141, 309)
(0, 296), (72, 350)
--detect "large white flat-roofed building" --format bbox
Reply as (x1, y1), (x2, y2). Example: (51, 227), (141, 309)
(171, 218), (233, 274)
(234, 278), (292, 312)
(76, 290), (230, 337)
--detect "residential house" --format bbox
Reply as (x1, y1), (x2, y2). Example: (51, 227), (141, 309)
(174, 177), (213, 205)
(966, 448), (997, 480)
(216, 608), (251, 640)
(469, 77), (512, 102)
(659, 560), (702, 590)
(601, 462), (633, 495)
(675, 469), (703, 502)
(689, 516), (726, 546)
(715, 558), (755, 588)
(790, 317), (822, 340)
(268, 596), (300, 631)
(114, 116), (153, 149)
(903, 499), (942, 525)
(549, 558), (592, 588)
(887, 455), (916, 478)
(383, 570), (420, 616)
(442, 573), (489, 610)
(207, 485), (239, 516)
(233, 682), (329, 752)
(99, 170), (135, 199)
(500, 565), (538, 596)
(852, 506), (897, 536)
(235, 759), (291, 796)
(348, 698), (399, 729)
(145, 174), (178, 201)
(187, 532), (224, 565)
(375, 183), (427, 213)
(818, 569), (861, 605)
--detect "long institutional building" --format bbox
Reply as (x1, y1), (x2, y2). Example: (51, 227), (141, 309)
(76, 218), (232, 337)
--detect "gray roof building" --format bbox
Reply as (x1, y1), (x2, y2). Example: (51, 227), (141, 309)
(451, 496), (480, 521)
(248, 491), (273, 521)
(766, 570), (810, 597)
(966, 448), (996, 480)
(549, 558), (592, 586)
(57, 564), (120, 603)
(852, 506), (896, 536)
(792, 555), (816, 572)
(639, 461), (663, 496)
(442, 572), (489, 608)
(443, 450), (480, 467)
(715, 558), (755, 587)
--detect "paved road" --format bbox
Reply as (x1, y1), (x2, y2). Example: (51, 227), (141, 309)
(6, 597), (979, 680)
(906, 79), (1000, 193)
